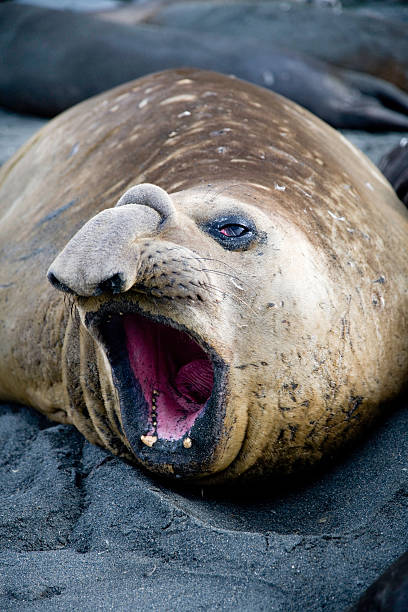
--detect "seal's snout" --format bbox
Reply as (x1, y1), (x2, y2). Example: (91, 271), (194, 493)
(47, 184), (176, 297)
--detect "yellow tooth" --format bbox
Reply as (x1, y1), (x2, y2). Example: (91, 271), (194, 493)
(183, 437), (192, 449)
(141, 435), (157, 447)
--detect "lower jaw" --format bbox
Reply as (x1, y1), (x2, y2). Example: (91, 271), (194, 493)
(92, 308), (230, 479)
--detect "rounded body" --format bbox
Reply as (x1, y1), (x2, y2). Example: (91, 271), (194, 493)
(0, 69), (407, 482)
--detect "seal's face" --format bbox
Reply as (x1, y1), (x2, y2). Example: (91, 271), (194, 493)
(48, 182), (334, 481)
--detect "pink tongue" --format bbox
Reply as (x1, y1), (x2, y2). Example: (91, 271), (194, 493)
(174, 359), (214, 411)
(124, 313), (214, 440)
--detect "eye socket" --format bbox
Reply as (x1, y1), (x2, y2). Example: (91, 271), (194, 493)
(203, 214), (257, 251)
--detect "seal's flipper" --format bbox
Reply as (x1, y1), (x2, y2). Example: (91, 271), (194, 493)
(341, 70), (408, 116)
(379, 139), (408, 207)
(318, 69), (408, 131)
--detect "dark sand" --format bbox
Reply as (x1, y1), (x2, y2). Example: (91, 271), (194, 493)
(1, 398), (408, 611)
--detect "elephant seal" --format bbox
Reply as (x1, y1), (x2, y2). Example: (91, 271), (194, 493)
(1, 4), (408, 130)
(1, 69), (408, 483)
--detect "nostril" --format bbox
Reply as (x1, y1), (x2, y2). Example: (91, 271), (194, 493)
(47, 271), (76, 295)
(97, 273), (124, 295)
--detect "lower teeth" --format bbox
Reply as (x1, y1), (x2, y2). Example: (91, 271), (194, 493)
(140, 435), (157, 447)
(183, 437), (192, 449)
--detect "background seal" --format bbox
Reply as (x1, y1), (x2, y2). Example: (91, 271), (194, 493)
(1, 4), (408, 130)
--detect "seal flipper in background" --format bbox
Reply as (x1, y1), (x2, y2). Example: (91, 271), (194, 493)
(347, 550), (408, 612)
(379, 139), (408, 207)
(1, 4), (408, 130)
(132, 1), (408, 94)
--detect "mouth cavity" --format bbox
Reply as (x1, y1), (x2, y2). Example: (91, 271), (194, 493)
(124, 312), (213, 441)
(93, 309), (227, 477)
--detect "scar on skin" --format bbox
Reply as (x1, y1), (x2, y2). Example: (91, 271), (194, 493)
(160, 94), (197, 105)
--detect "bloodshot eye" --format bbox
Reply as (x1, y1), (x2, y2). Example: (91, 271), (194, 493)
(203, 214), (257, 251)
(219, 224), (248, 237)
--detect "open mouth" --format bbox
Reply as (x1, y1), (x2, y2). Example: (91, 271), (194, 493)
(89, 308), (228, 477)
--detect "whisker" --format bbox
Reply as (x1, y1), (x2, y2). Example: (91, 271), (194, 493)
(190, 266), (252, 291)
(180, 256), (253, 289)
(199, 281), (258, 314)
(203, 182), (250, 204)
(183, 255), (249, 275)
